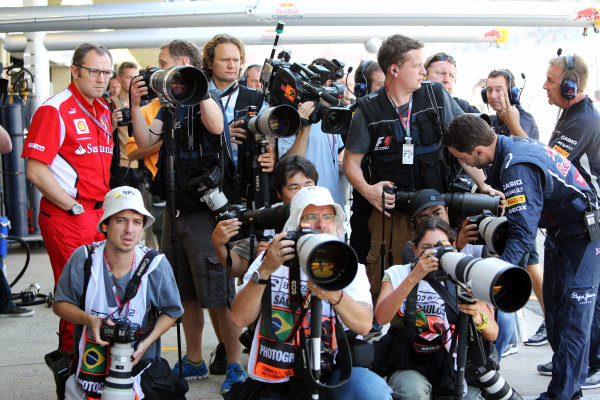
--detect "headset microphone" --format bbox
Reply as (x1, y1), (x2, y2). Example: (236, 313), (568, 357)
(519, 73), (526, 103)
(557, 48), (563, 56)
(345, 66), (355, 96)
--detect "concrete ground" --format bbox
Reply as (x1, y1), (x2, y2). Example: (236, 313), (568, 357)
(1, 241), (599, 400)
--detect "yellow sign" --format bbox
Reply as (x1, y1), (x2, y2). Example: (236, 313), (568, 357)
(507, 195), (526, 207)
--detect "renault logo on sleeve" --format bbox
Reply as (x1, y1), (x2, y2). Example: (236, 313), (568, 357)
(74, 118), (90, 134)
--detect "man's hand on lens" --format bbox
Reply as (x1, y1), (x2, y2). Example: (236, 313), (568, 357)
(258, 146), (275, 173)
(261, 232), (295, 275)
(456, 217), (480, 250)
(229, 120), (247, 144)
(298, 101), (316, 120)
(212, 219), (242, 245)
(129, 76), (148, 108)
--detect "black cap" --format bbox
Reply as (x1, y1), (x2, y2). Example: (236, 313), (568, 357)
(409, 189), (446, 220)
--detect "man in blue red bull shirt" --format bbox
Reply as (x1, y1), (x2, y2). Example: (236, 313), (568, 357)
(444, 114), (600, 400)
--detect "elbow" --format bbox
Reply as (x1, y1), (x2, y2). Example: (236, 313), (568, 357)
(229, 308), (247, 329)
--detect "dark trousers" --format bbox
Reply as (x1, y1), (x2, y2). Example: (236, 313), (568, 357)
(0, 256), (15, 312)
(541, 234), (600, 399)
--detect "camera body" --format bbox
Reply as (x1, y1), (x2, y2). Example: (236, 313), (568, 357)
(187, 165), (230, 214)
(217, 203), (291, 242)
(100, 320), (141, 344)
(118, 107), (132, 126)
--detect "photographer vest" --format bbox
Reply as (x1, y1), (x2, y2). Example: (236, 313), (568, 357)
(357, 82), (447, 192)
(489, 136), (594, 231)
(154, 91), (239, 213)
(75, 241), (162, 396)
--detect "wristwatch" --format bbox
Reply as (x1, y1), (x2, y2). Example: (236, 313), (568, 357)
(68, 203), (84, 216)
(251, 270), (269, 285)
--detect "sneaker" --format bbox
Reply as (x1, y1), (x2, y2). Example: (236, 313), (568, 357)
(525, 321), (548, 346)
(501, 343), (519, 358)
(220, 363), (247, 394)
(209, 342), (227, 375)
(537, 361), (552, 376)
(582, 368), (600, 390)
(172, 355), (209, 380)
(0, 305), (34, 317)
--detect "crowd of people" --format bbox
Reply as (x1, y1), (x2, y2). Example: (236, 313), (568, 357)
(5, 31), (599, 400)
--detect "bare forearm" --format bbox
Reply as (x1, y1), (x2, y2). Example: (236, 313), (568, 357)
(128, 140), (162, 161)
(375, 277), (418, 325)
(281, 125), (310, 158)
(26, 159), (78, 211)
(332, 297), (372, 336)
(0, 125), (12, 154)
(53, 301), (94, 328)
(230, 282), (265, 327)
(200, 98), (224, 135)
(141, 313), (177, 347)
(132, 106), (162, 149)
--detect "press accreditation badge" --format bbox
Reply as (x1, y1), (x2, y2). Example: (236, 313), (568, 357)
(402, 143), (414, 164)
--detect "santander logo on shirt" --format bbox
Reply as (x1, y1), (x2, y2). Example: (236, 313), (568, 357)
(75, 143), (113, 156)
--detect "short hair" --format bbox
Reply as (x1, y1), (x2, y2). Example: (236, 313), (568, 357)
(487, 69), (515, 88)
(117, 61), (138, 77)
(202, 34), (246, 79)
(424, 52), (456, 71)
(377, 34), (424, 75)
(72, 43), (113, 67)
(412, 217), (455, 248)
(354, 61), (383, 93)
(549, 54), (588, 92)
(160, 40), (202, 69)
(310, 58), (337, 83)
(272, 155), (319, 194)
(443, 114), (496, 153)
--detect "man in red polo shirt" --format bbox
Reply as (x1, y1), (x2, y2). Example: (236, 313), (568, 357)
(22, 43), (114, 361)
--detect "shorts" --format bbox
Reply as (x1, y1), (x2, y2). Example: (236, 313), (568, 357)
(161, 210), (235, 307)
(517, 242), (540, 268)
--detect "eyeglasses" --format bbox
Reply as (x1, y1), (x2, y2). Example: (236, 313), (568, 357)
(75, 65), (114, 78)
(425, 53), (456, 70)
(300, 214), (336, 223)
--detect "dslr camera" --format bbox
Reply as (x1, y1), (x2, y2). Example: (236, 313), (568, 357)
(467, 210), (508, 255)
(117, 107), (132, 126)
(139, 65), (208, 106)
(217, 204), (290, 242)
(100, 319), (141, 344)
(187, 165), (231, 214)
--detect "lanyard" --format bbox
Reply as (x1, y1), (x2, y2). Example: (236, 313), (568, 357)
(397, 95), (413, 142)
(220, 83), (240, 124)
(68, 89), (112, 144)
(327, 134), (337, 168)
(104, 253), (137, 319)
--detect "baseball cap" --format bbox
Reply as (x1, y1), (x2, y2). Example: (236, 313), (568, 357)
(284, 186), (346, 238)
(409, 189), (446, 220)
(97, 186), (155, 232)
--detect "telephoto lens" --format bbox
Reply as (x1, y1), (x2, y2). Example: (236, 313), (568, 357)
(101, 342), (135, 400)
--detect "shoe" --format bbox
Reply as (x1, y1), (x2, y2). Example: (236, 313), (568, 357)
(172, 355), (208, 380)
(209, 342), (227, 375)
(0, 305), (34, 317)
(537, 361), (552, 376)
(525, 321), (548, 346)
(582, 368), (600, 390)
(220, 363), (247, 395)
(501, 343), (519, 358)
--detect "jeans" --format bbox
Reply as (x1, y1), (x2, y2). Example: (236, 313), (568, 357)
(258, 367), (392, 400)
(495, 311), (516, 363)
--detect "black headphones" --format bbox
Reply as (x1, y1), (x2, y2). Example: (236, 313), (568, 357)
(239, 64), (261, 86)
(331, 59), (346, 80)
(481, 69), (521, 105)
(560, 54), (579, 100)
(354, 60), (375, 99)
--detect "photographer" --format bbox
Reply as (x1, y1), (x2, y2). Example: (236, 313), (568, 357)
(130, 41), (247, 393)
(278, 58), (345, 209)
(374, 217), (498, 400)
(202, 34), (274, 195)
(53, 186), (184, 399)
(343, 34), (500, 307)
(229, 186), (392, 400)
(211, 155), (318, 278)
(424, 52), (479, 113)
(444, 114), (600, 400)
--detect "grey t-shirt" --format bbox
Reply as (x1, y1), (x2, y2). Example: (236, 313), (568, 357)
(55, 244), (184, 362)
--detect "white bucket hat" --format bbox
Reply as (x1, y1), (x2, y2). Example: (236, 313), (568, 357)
(283, 186), (346, 238)
(97, 186), (155, 232)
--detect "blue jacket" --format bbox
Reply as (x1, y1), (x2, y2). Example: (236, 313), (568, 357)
(485, 135), (596, 264)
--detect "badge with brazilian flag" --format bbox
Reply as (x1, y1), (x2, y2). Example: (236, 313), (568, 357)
(81, 340), (109, 375)
(262, 307), (294, 341)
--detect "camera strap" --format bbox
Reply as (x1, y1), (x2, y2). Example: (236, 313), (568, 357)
(260, 261), (311, 344)
(427, 280), (458, 324)
(121, 249), (159, 305)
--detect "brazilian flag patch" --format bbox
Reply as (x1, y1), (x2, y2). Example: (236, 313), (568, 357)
(262, 308), (294, 341)
(82, 342), (108, 375)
